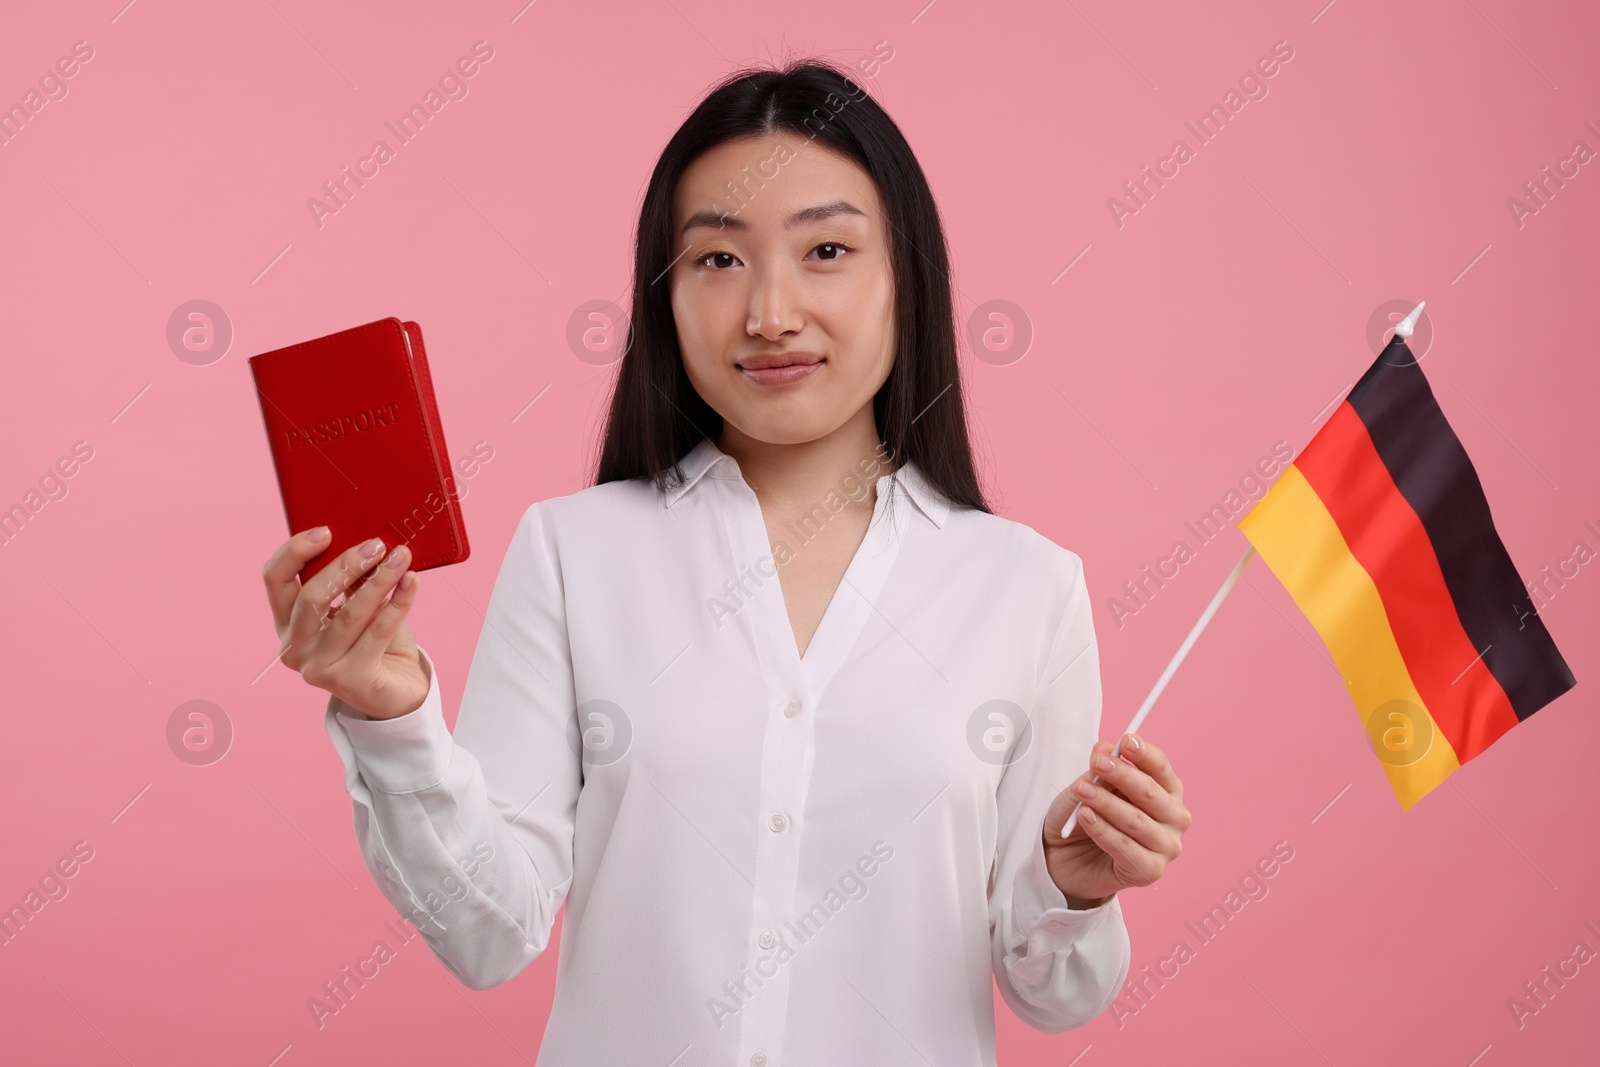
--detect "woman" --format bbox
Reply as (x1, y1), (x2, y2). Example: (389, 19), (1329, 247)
(263, 59), (1190, 1065)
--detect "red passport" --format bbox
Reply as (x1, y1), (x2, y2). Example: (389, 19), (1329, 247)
(248, 317), (470, 577)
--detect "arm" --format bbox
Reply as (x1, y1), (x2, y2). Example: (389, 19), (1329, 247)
(323, 502), (581, 990)
(989, 544), (1131, 1033)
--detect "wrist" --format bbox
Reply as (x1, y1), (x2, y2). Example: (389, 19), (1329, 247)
(336, 650), (430, 721)
(1042, 824), (1114, 909)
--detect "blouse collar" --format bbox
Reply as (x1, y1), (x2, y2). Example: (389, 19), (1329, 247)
(662, 437), (950, 529)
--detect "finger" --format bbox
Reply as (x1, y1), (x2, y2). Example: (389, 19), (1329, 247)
(349, 567), (421, 661)
(286, 537), (389, 652)
(1075, 801), (1163, 887)
(262, 527), (332, 630)
(320, 544), (412, 660)
(1044, 776), (1088, 840)
(1117, 733), (1183, 798)
(1073, 772), (1180, 858)
(1091, 739), (1186, 828)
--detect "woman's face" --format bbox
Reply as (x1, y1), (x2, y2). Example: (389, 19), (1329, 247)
(669, 134), (896, 446)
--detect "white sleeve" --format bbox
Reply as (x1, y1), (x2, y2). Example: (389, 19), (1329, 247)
(989, 544), (1132, 1033)
(322, 501), (580, 990)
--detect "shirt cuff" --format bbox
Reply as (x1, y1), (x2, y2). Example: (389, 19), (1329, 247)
(1014, 816), (1120, 951)
(328, 646), (453, 793)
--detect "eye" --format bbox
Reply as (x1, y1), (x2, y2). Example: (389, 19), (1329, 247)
(693, 250), (740, 270)
(808, 241), (854, 262)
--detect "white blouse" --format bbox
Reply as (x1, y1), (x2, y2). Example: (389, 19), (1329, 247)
(323, 437), (1130, 1065)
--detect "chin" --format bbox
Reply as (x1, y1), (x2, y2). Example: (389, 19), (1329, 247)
(723, 410), (837, 446)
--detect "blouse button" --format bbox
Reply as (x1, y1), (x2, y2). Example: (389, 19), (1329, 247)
(750, 1054), (768, 1067)
(783, 700), (802, 718)
(768, 813), (789, 833)
(757, 930), (777, 949)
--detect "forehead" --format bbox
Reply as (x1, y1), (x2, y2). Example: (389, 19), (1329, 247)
(671, 135), (883, 228)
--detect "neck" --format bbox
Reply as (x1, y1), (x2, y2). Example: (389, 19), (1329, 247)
(716, 406), (891, 513)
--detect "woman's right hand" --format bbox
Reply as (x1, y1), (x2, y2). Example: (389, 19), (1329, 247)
(263, 528), (430, 721)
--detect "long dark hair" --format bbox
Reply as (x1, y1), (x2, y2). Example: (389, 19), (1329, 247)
(592, 58), (991, 515)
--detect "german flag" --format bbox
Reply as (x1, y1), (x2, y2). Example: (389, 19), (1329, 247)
(1239, 336), (1575, 809)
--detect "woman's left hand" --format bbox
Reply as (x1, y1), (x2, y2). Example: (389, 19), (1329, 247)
(1041, 733), (1191, 907)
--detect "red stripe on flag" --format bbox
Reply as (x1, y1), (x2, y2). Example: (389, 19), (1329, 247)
(1296, 403), (1521, 762)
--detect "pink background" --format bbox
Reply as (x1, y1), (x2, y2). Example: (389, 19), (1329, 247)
(2, 0), (1595, 1063)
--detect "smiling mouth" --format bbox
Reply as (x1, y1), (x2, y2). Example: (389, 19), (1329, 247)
(737, 354), (824, 386)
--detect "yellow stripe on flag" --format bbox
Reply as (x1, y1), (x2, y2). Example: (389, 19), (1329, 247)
(1240, 467), (1461, 809)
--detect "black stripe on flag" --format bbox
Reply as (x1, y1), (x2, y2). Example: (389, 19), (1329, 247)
(1345, 338), (1575, 720)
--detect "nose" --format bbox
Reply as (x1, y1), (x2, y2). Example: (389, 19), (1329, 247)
(746, 261), (804, 341)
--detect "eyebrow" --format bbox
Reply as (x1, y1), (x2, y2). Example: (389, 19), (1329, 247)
(679, 199), (869, 235)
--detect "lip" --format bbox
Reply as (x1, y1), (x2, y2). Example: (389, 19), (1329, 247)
(736, 352), (824, 386)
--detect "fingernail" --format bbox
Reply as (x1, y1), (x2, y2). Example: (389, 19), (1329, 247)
(1094, 754), (1115, 773)
(307, 526), (330, 543)
(1126, 733), (1141, 752)
(361, 538), (385, 559)
(383, 545), (410, 569)
(1080, 806), (1097, 824)
(1075, 779), (1097, 799)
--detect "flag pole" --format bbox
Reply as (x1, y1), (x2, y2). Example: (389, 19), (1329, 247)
(1060, 542), (1258, 840)
(1393, 300), (1425, 340)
